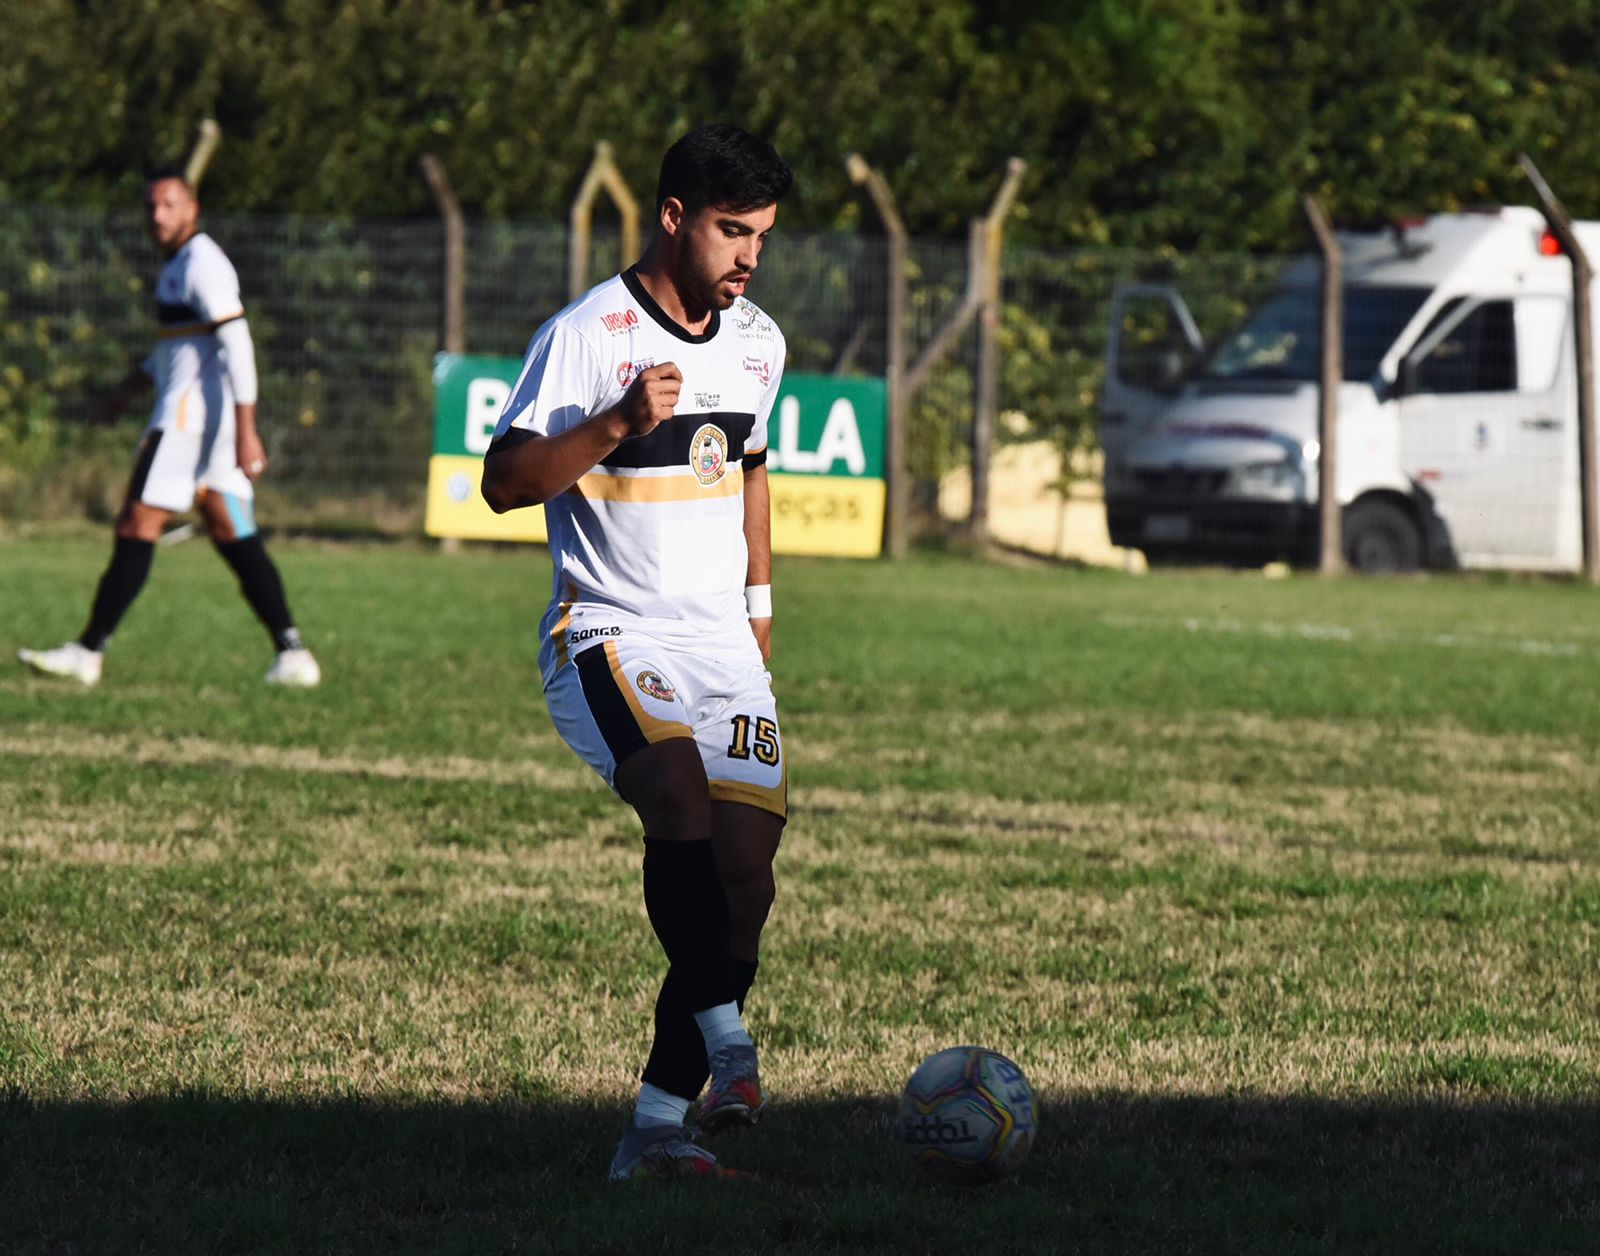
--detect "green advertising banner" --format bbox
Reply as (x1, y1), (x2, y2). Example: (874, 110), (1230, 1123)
(426, 354), (886, 556)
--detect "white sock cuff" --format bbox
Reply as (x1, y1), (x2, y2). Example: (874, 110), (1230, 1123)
(635, 1082), (691, 1127)
(693, 1001), (753, 1053)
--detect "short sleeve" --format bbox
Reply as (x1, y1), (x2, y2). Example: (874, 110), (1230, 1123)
(744, 329), (786, 467)
(493, 321), (605, 440)
(189, 245), (245, 325)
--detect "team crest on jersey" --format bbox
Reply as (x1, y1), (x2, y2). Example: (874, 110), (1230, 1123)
(635, 669), (676, 702)
(689, 423), (729, 486)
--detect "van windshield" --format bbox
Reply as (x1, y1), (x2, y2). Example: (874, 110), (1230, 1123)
(1199, 285), (1430, 383)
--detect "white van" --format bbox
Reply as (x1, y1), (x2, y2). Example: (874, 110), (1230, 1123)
(1099, 207), (1598, 571)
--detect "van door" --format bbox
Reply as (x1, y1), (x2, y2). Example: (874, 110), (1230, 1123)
(1100, 285), (1205, 474)
(1395, 295), (1567, 564)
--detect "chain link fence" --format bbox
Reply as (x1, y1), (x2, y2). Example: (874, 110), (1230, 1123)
(25, 203), (1575, 570)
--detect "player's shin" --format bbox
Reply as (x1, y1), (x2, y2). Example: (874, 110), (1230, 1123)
(215, 535), (302, 651)
(79, 537), (155, 651)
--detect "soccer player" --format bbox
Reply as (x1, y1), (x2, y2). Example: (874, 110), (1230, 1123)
(18, 168), (320, 688)
(480, 125), (792, 1180)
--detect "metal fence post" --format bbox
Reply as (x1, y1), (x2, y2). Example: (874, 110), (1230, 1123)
(1303, 195), (1344, 575)
(569, 142), (641, 301)
(419, 154), (466, 355)
(1520, 154), (1600, 583)
(846, 154), (908, 558)
(969, 158), (1026, 546)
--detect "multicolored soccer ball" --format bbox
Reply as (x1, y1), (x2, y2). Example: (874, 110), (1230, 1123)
(897, 1046), (1036, 1178)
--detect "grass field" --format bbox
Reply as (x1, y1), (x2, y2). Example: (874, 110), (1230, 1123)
(2, 531), (1597, 1253)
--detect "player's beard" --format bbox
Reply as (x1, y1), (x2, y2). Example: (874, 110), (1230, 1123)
(682, 244), (747, 313)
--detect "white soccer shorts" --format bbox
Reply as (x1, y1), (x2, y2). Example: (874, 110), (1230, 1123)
(543, 623), (787, 820)
(132, 383), (253, 515)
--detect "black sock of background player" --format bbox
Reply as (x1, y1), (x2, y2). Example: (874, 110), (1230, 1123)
(78, 537), (155, 651)
(639, 838), (739, 1100)
(215, 536), (303, 652)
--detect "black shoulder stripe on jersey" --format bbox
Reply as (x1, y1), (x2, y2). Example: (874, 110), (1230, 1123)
(574, 644), (649, 765)
(601, 412), (756, 470)
(621, 266), (720, 344)
(742, 448), (767, 471)
(157, 301), (203, 325)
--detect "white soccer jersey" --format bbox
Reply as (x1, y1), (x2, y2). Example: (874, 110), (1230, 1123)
(494, 267), (786, 638)
(141, 232), (246, 430)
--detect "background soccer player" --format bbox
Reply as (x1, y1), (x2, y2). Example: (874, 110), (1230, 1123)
(481, 124), (792, 1180)
(19, 169), (320, 688)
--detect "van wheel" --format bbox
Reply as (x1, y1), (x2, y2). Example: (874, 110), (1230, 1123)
(1342, 500), (1422, 573)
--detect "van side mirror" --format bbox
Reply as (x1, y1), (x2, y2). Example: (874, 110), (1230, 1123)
(1394, 358), (1417, 398)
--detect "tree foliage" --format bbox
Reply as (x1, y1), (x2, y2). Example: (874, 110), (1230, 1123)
(5, 0), (1600, 249)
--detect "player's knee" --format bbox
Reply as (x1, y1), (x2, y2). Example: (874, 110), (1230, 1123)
(114, 512), (161, 543)
(619, 742), (713, 839)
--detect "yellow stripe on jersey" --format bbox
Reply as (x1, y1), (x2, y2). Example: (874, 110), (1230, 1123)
(606, 640), (693, 744)
(572, 468), (745, 503)
(549, 600), (574, 669)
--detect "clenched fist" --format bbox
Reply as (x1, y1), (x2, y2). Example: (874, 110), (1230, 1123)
(619, 363), (682, 437)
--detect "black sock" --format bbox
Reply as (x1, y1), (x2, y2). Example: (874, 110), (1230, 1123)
(643, 967), (711, 1101)
(79, 537), (155, 651)
(215, 535), (302, 651)
(639, 839), (738, 1100)
(734, 959), (760, 1013)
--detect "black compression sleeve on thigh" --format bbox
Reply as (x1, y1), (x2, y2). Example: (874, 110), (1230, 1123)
(215, 535), (301, 651)
(79, 537), (155, 651)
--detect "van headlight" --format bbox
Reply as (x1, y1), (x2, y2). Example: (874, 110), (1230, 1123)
(1232, 460), (1301, 495)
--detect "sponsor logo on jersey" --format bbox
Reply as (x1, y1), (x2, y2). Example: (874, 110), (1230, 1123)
(694, 392), (720, 409)
(617, 358), (655, 388)
(743, 356), (771, 385)
(733, 300), (775, 339)
(635, 669), (676, 701)
(600, 309), (641, 334)
(689, 423), (729, 486)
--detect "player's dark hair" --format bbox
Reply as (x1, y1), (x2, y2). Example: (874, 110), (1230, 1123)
(657, 124), (793, 215)
(143, 164), (194, 193)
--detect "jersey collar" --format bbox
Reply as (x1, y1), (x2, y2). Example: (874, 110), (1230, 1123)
(621, 266), (720, 344)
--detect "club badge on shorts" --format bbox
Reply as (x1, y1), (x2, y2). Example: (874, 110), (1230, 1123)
(689, 423), (729, 486)
(635, 669), (676, 701)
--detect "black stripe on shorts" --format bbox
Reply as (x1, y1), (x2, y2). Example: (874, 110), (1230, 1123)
(574, 644), (649, 765)
(128, 430), (164, 502)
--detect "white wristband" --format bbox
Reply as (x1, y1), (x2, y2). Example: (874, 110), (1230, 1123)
(744, 584), (772, 619)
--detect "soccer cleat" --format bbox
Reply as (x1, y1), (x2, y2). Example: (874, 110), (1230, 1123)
(265, 647), (320, 687)
(607, 1117), (742, 1181)
(696, 1044), (767, 1134)
(18, 642), (102, 687)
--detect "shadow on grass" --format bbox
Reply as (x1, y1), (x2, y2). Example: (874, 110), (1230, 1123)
(3, 1090), (1595, 1254)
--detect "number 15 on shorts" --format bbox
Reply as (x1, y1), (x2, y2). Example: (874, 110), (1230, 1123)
(727, 714), (780, 766)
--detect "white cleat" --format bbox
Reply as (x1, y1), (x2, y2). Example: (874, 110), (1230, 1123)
(265, 647), (321, 688)
(18, 642), (103, 687)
